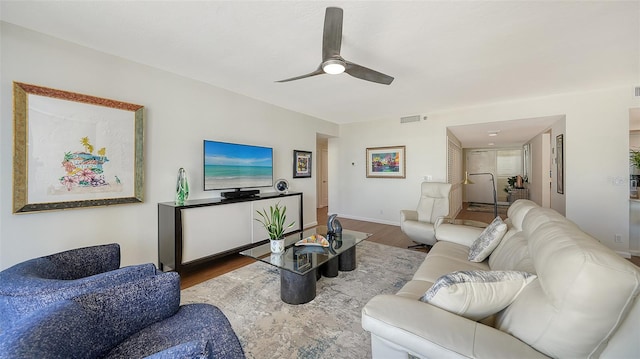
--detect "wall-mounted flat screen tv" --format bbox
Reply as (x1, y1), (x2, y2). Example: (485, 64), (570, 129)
(203, 140), (273, 191)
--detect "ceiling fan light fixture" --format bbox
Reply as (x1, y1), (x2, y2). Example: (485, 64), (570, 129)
(276, 7), (393, 85)
(322, 59), (346, 74)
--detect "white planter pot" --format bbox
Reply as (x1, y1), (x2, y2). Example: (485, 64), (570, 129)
(270, 238), (285, 254)
(270, 252), (284, 266)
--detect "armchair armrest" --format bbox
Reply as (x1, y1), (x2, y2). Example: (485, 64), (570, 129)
(433, 216), (453, 229)
(1, 272), (181, 359)
(362, 295), (548, 359)
(0, 263), (158, 296)
(0, 263), (159, 329)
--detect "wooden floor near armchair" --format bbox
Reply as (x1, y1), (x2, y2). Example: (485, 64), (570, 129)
(180, 203), (639, 289)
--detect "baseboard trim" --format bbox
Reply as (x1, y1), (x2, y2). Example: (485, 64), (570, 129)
(336, 214), (400, 227)
(303, 221), (318, 229)
(629, 249), (640, 257)
(616, 250), (632, 259)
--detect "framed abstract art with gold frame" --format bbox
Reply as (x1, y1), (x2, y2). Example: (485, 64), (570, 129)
(12, 82), (144, 213)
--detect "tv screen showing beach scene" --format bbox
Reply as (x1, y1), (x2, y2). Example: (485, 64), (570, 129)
(203, 140), (273, 191)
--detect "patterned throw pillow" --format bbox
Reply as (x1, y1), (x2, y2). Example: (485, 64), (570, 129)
(420, 270), (537, 321)
(468, 216), (507, 262)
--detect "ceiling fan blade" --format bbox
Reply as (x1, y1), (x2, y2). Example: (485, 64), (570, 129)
(345, 61), (394, 85)
(276, 67), (325, 83)
(322, 7), (343, 61)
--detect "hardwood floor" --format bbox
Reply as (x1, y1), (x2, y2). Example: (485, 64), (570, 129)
(180, 203), (639, 289)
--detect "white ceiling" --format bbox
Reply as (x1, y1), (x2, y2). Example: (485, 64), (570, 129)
(448, 115), (562, 149)
(1, 1), (638, 146)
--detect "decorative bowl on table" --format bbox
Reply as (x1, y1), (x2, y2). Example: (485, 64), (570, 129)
(295, 234), (329, 247)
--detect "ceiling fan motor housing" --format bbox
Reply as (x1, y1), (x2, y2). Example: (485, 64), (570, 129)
(322, 58), (346, 74)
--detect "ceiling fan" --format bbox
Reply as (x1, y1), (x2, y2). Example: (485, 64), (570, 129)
(277, 7), (394, 85)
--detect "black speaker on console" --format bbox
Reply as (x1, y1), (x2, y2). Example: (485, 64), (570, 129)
(221, 189), (259, 199)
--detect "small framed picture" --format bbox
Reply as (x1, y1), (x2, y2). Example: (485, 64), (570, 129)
(366, 146), (406, 178)
(294, 252), (312, 271)
(293, 150), (312, 178)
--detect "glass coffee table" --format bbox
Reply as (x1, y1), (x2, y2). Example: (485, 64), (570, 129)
(240, 227), (371, 304)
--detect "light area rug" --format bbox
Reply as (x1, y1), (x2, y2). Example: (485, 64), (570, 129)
(181, 240), (427, 359)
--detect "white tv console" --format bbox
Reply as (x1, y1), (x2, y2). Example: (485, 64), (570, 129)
(158, 192), (302, 273)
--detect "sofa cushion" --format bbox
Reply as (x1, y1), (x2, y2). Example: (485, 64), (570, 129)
(427, 240), (475, 262)
(395, 279), (434, 300)
(506, 200), (538, 231)
(414, 241), (489, 283)
(496, 219), (640, 358)
(522, 207), (577, 238)
(468, 217), (507, 262)
(414, 255), (489, 283)
(488, 231), (535, 273)
(420, 270), (536, 321)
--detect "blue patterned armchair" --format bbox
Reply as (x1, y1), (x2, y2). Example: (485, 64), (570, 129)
(0, 243), (158, 329)
(0, 244), (245, 358)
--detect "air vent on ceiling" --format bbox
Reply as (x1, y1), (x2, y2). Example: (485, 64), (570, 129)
(400, 115), (421, 124)
(635, 86), (640, 97)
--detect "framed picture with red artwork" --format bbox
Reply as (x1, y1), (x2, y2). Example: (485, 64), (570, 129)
(366, 146), (406, 179)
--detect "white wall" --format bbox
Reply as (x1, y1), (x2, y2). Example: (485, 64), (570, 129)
(331, 88), (639, 256)
(549, 118), (567, 215)
(527, 131), (552, 208)
(0, 22), (338, 269)
(330, 119), (448, 225)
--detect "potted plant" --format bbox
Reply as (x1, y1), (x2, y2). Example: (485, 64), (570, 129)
(630, 149), (640, 171)
(255, 202), (295, 253)
(504, 175), (518, 193)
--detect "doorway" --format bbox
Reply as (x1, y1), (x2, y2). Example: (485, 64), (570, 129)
(465, 150), (498, 204)
(448, 115), (565, 212)
(316, 136), (329, 209)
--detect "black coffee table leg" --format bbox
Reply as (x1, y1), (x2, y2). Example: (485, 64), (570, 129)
(322, 256), (339, 277)
(280, 269), (316, 305)
(338, 246), (357, 271)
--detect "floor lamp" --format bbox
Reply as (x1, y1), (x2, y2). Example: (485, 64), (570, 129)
(462, 172), (498, 218)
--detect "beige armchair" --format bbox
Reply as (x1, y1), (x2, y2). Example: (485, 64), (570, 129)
(400, 182), (452, 247)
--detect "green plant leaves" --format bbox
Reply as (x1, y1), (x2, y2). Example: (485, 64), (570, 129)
(254, 202), (295, 240)
(630, 149), (640, 168)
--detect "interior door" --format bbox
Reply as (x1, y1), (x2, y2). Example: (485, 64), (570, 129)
(466, 150), (497, 204)
(319, 148), (329, 207)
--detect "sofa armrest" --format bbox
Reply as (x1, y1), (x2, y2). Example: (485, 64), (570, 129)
(435, 223), (485, 247)
(362, 295), (548, 359)
(400, 210), (418, 222)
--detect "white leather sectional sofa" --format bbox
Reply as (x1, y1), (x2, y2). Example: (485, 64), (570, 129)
(362, 200), (640, 358)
